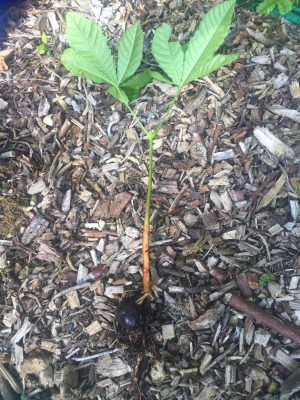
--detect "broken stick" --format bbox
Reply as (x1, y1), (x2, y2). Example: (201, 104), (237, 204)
(224, 292), (300, 343)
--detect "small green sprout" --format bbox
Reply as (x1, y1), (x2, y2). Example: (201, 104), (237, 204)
(195, 244), (205, 253)
(36, 32), (49, 54)
(259, 273), (274, 286)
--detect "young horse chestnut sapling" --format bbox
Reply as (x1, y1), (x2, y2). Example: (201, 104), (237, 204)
(61, 1), (239, 323)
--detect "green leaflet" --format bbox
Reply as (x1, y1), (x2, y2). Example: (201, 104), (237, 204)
(152, 23), (184, 86)
(191, 53), (240, 81)
(257, 0), (293, 14)
(182, 0), (236, 84)
(148, 70), (172, 84)
(41, 32), (47, 45)
(117, 22), (144, 84)
(109, 70), (172, 103)
(63, 11), (117, 86)
(121, 70), (172, 102)
(36, 32), (49, 54)
(122, 69), (171, 89)
(257, 0), (277, 14)
(62, 48), (110, 84)
(151, 1), (237, 86)
(118, 87), (140, 103)
(278, 0), (293, 14)
(106, 86), (129, 104)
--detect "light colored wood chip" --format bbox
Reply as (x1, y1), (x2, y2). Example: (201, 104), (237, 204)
(200, 353), (213, 375)
(254, 328), (271, 346)
(268, 105), (300, 123)
(256, 172), (286, 211)
(66, 290), (80, 309)
(290, 81), (300, 98)
(85, 321), (102, 336)
(96, 355), (131, 378)
(254, 126), (294, 159)
(268, 223), (283, 236)
(162, 324), (175, 340)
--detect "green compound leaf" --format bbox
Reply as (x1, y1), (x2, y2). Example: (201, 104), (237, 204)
(117, 22), (144, 84)
(62, 4), (239, 105)
(62, 11), (117, 86)
(257, 0), (293, 15)
(182, 0), (236, 84)
(152, 23), (184, 86)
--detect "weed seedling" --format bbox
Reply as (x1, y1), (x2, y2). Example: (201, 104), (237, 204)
(195, 244), (205, 254)
(259, 273), (274, 286)
(36, 32), (49, 54)
(61, 0), (239, 304)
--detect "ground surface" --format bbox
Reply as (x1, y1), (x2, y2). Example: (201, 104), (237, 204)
(0, 0), (300, 399)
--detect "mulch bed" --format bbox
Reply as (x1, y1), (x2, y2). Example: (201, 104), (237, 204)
(0, 0), (300, 399)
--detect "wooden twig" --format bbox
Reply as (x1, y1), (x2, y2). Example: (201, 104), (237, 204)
(0, 364), (22, 394)
(225, 292), (300, 343)
(168, 185), (188, 213)
(80, 229), (118, 238)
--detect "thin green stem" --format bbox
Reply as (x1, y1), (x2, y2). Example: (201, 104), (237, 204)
(153, 86), (182, 137)
(116, 87), (150, 136)
(125, 102), (150, 137)
(117, 85), (182, 299)
(141, 131), (154, 297)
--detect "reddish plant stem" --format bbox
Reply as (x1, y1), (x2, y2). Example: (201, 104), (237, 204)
(129, 91), (181, 301)
(142, 135), (154, 298)
(225, 292), (300, 343)
(142, 219), (151, 296)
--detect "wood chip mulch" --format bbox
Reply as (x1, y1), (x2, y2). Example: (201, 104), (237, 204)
(0, 0), (300, 399)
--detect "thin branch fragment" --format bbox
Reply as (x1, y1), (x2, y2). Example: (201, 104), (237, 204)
(225, 293), (300, 343)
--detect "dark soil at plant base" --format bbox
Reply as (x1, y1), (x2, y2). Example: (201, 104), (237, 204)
(0, 0), (300, 399)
